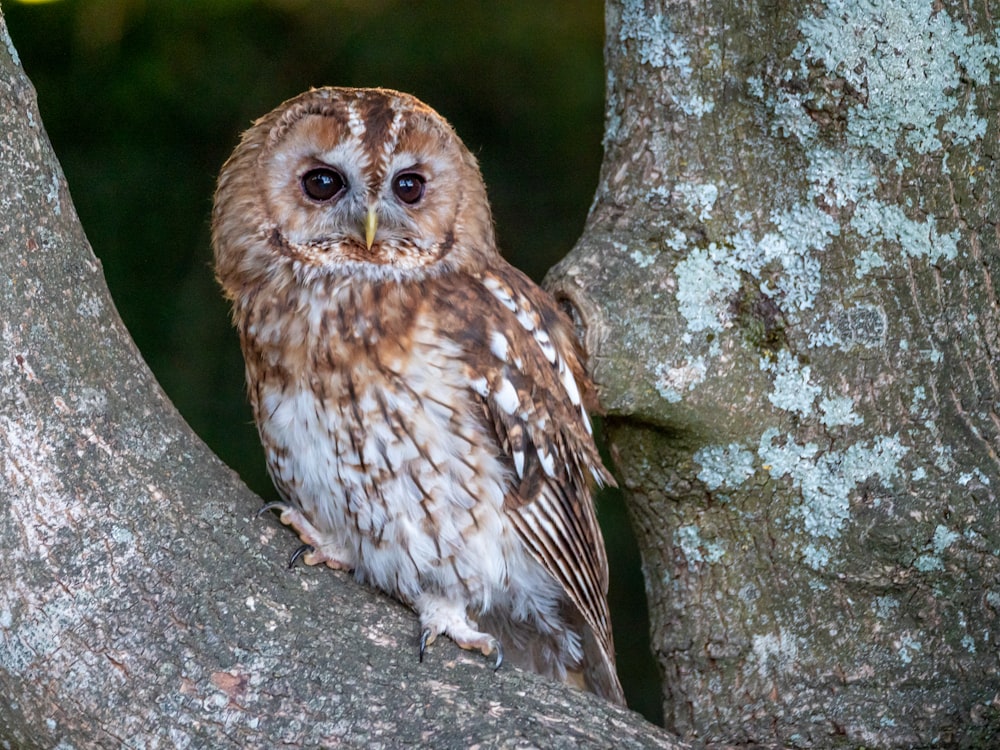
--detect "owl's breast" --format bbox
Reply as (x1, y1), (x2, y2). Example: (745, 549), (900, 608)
(249, 284), (515, 603)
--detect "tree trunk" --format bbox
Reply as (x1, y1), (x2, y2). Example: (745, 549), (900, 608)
(0, 10), (679, 749)
(548, 0), (1000, 747)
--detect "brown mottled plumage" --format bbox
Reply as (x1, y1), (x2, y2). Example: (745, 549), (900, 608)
(212, 87), (623, 703)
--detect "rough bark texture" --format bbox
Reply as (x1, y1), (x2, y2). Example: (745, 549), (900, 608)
(0, 11), (680, 749)
(547, 0), (1000, 748)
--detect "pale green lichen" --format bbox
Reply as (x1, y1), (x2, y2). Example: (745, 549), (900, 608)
(759, 429), (908, 569)
(46, 172), (62, 216)
(618, 0), (717, 118)
(654, 356), (708, 402)
(679, 92), (715, 119)
(914, 526), (959, 571)
(674, 202), (839, 334)
(897, 632), (922, 664)
(807, 321), (843, 349)
(958, 468), (991, 487)
(111, 525), (135, 545)
(873, 595), (900, 619)
(619, 1), (684, 70)
(694, 443), (756, 490)
(932, 525), (960, 554)
(749, 629), (800, 676)
(618, 240), (656, 269)
(762, 350), (822, 417)
(674, 244), (741, 332)
(943, 100), (989, 147)
(2, 25), (21, 68)
(806, 145), (878, 208)
(676, 3), (991, 343)
(675, 181), (718, 221)
(796, 0), (998, 157)
(742, 0), (993, 292)
(914, 554), (943, 572)
(664, 227), (688, 251)
(819, 395), (863, 428)
(673, 525), (726, 568)
(75, 293), (105, 319)
(629, 249), (655, 268)
(934, 444), (955, 472)
(764, 64), (820, 144)
(853, 249), (888, 278)
(748, 203), (840, 313)
(659, 5), (985, 586)
(604, 69), (622, 146)
(852, 201), (959, 265)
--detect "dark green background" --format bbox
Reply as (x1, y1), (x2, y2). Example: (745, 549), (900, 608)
(7, 0), (660, 722)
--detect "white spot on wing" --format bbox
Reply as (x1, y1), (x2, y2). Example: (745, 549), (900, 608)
(482, 275), (518, 312)
(513, 450), (525, 478)
(469, 376), (489, 397)
(536, 446), (556, 478)
(557, 357), (582, 406)
(516, 307), (535, 332)
(494, 378), (519, 415)
(489, 331), (510, 362)
(533, 328), (557, 364)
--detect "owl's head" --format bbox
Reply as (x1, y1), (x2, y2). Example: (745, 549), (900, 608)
(213, 87), (497, 295)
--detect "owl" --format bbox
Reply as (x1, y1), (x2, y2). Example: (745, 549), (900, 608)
(212, 86), (624, 704)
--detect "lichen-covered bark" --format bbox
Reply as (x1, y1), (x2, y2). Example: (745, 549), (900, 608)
(0, 10), (679, 749)
(547, 0), (1000, 747)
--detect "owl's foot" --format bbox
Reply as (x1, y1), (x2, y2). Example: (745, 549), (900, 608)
(257, 502), (354, 570)
(416, 595), (503, 671)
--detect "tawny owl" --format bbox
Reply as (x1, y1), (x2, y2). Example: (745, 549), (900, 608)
(212, 86), (624, 704)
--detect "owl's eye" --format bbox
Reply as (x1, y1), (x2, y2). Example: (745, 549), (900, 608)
(301, 168), (346, 202)
(392, 172), (426, 205)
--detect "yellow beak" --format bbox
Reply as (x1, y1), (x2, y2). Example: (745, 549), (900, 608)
(364, 206), (378, 250)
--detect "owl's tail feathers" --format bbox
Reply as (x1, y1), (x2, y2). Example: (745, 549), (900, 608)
(582, 626), (627, 706)
(478, 610), (626, 705)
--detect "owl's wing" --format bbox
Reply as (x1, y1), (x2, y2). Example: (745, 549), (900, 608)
(438, 264), (618, 677)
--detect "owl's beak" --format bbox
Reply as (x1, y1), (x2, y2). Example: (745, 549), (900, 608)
(364, 206), (378, 250)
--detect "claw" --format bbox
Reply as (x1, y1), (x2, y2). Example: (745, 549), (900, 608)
(288, 543), (314, 569)
(254, 502), (354, 570)
(492, 640), (504, 672)
(419, 629), (427, 662)
(256, 501), (289, 519)
(418, 626), (502, 671)
(419, 628), (434, 663)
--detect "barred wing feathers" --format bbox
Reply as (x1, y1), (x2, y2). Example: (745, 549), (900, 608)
(437, 265), (623, 703)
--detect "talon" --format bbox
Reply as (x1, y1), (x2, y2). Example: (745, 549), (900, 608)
(288, 543), (314, 569)
(492, 640), (503, 672)
(419, 628), (435, 663)
(256, 501), (289, 519)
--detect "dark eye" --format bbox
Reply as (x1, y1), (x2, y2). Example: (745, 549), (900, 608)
(301, 168), (346, 202)
(392, 172), (425, 204)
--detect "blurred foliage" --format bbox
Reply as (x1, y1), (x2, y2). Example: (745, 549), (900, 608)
(7, 0), (661, 723)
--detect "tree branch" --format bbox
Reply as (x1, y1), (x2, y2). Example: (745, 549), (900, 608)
(0, 12), (678, 749)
